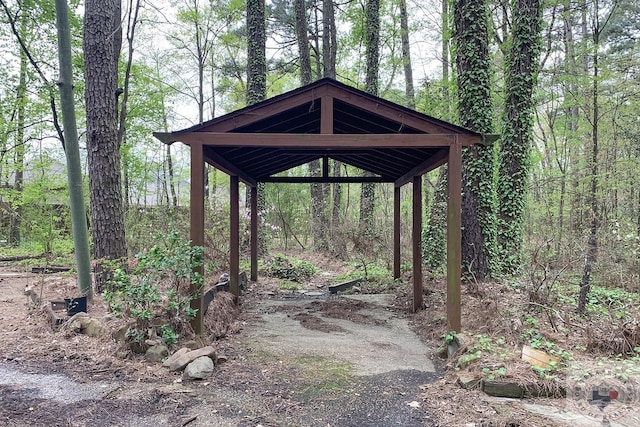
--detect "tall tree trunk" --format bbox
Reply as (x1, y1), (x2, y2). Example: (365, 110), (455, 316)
(421, 0), (453, 265)
(332, 160), (346, 258)
(247, 0), (268, 254)
(247, 0), (266, 105)
(294, 0), (312, 85)
(364, 0), (380, 96)
(441, 0), (450, 114)
(578, 0), (607, 314)
(322, 0), (336, 79)
(360, 0), (380, 237)
(398, 0), (415, 108)
(310, 160), (328, 250)
(422, 167), (447, 268)
(55, 0), (93, 298)
(497, 0), (542, 274)
(10, 17), (27, 246)
(116, 0), (141, 216)
(455, 0), (498, 280)
(84, 0), (127, 291)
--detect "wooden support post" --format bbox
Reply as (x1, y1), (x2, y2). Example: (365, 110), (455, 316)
(393, 185), (401, 279)
(250, 185), (258, 281)
(412, 175), (423, 312)
(230, 176), (240, 297)
(447, 141), (462, 332)
(190, 143), (205, 335)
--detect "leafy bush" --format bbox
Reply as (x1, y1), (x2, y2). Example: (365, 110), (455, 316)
(336, 260), (398, 293)
(266, 254), (316, 282)
(104, 230), (204, 347)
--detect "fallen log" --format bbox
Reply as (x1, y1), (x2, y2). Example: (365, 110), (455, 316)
(0, 253), (47, 262)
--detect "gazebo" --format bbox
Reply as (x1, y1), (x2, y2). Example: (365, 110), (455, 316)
(154, 78), (496, 334)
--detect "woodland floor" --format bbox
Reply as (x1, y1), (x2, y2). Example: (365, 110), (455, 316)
(0, 253), (639, 426)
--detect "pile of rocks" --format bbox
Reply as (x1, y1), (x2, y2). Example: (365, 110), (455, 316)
(162, 345), (218, 380)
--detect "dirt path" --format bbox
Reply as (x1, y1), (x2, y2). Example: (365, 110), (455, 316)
(0, 267), (439, 426)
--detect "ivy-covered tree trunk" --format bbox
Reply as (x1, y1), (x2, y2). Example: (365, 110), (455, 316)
(247, 0), (266, 105)
(84, 0), (127, 291)
(497, 0), (542, 274)
(247, 0), (268, 254)
(454, 0), (498, 280)
(421, 0), (453, 267)
(360, 0), (380, 237)
(422, 167), (447, 268)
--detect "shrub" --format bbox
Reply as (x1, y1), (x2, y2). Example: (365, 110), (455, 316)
(266, 254), (316, 282)
(104, 230), (204, 347)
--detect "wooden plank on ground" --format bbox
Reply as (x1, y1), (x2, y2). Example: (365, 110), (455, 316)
(328, 278), (362, 294)
(31, 266), (72, 274)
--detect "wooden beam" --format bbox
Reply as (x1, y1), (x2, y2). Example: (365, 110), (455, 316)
(229, 176), (240, 297)
(197, 85), (332, 132)
(190, 143), (205, 335)
(321, 95), (333, 133)
(250, 185), (258, 281)
(413, 175), (423, 312)
(325, 85), (466, 135)
(394, 148), (449, 187)
(394, 186), (401, 279)
(263, 176), (393, 183)
(171, 132), (480, 148)
(447, 141), (462, 332)
(203, 148), (257, 186)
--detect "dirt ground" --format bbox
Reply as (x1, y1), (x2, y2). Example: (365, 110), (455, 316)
(0, 260), (633, 426)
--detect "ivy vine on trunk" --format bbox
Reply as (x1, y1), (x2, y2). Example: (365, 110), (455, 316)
(454, 0), (498, 280)
(497, 0), (543, 274)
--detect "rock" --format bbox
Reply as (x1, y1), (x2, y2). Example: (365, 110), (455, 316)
(146, 344), (169, 363)
(167, 346), (217, 372)
(66, 312), (105, 337)
(183, 356), (214, 380)
(304, 291), (324, 297)
(182, 340), (200, 350)
(457, 375), (481, 390)
(215, 355), (228, 365)
(113, 322), (136, 343)
(163, 347), (189, 368)
(145, 339), (161, 347)
(130, 340), (149, 354)
(83, 318), (106, 337)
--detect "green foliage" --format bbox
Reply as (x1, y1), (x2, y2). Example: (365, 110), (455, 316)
(454, 0), (499, 279)
(278, 280), (299, 291)
(482, 366), (507, 380)
(585, 285), (639, 318)
(456, 334), (509, 368)
(336, 260), (397, 293)
(103, 230), (204, 347)
(266, 254), (316, 282)
(496, 0), (543, 275)
(159, 324), (178, 345)
(442, 330), (457, 346)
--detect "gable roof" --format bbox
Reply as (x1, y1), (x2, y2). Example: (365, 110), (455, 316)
(154, 78), (496, 186)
